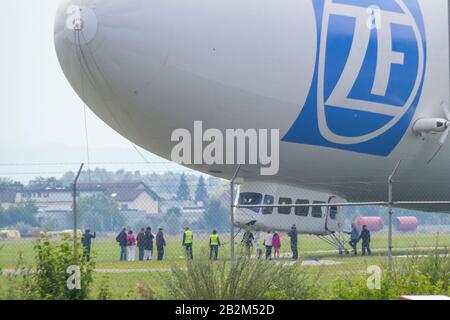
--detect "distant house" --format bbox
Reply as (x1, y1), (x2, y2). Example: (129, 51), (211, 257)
(15, 181), (160, 216)
(1, 181), (161, 229)
(79, 182), (160, 215)
(16, 187), (100, 212)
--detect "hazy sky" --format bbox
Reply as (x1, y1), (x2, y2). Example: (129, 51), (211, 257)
(0, 1), (186, 180)
(0, 0), (147, 152)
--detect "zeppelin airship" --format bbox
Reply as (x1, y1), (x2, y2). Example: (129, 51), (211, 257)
(54, 0), (450, 244)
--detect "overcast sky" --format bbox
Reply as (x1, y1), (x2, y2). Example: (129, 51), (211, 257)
(0, 1), (181, 179)
(0, 0), (132, 149)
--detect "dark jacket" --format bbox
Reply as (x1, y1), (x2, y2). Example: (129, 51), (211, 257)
(82, 232), (96, 248)
(144, 231), (154, 250)
(358, 229), (371, 244)
(288, 229), (298, 245)
(156, 231), (166, 248)
(242, 231), (254, 247)
(136, 231), (146, 248)
(116, 230), (128, 247)
(350, 227), (360, 241)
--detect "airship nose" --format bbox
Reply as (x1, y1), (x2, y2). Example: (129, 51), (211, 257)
(54, 0), (170, 143)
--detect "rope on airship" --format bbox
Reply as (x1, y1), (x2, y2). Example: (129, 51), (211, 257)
(73, 28), (159, 171)
(75, 30), (92, 182)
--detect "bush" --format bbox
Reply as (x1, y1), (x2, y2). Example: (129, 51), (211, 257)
(148, 257), (320, 300)
(96, 276), (113, 300)
(14, 236), (96, 300)
(0, 253), (34, 300)
(330, 247), (450, 300)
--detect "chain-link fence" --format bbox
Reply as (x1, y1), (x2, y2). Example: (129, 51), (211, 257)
(0, 162), (231, 268)
(0, 162), (449, 279)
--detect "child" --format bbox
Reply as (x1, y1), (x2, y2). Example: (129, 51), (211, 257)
(272, 232), (281, 259)
(254, 238), (262, 259)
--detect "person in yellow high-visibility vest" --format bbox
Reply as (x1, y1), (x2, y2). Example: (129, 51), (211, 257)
(182, 226), (194, 259)
(209, 230), (221, 260)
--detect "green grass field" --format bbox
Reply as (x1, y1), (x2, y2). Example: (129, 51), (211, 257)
(1, 231), (448, 268)
(1, 231), (448, 299)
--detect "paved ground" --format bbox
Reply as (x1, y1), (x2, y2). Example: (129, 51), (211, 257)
(1, 258), (342, 275)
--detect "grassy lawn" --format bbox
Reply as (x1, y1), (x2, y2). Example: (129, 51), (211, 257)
(0, 231), (448, 299)
(1, 231), (448, 269)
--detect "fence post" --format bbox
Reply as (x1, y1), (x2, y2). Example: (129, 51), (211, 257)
(72, 163), (84, 259)
(230, 165), (242, 264)
(388, 160), (401, 267)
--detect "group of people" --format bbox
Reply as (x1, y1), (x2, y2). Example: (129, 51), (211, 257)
(242, 224), (299, 260)
(181, 227), (222, 261)
(182, 225), (299, 261)
(348, 224), (372, 256)
(83, 223), (371, 263)
(116, 227), (166, 262)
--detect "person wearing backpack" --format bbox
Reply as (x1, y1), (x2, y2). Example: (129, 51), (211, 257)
(116, 228), (128, 261)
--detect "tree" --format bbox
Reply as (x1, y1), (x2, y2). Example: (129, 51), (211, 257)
(0, 205), (6, 226)
(162, 210), (182, 235)
(0, 178), (12, 190)
(176, 174), (191, 200)
(77, 194), (124, 232)
(195, 176), (209, 204)
(60, 171), (75, 186)
(0, 178), (23, 191)
(29, 177), (63, 189)
(0, 200), (38, 227)
(203, 200), (229, 232)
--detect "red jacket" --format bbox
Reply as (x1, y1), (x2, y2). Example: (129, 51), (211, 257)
(272, 234), (281, 248)
(127, 233), (136, 246)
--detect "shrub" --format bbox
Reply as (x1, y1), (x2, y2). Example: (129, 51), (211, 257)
(330, 247), (450, 300)
(152, 257), (320, 300)
(96, 276), (113, 300)
(0, 253), (34, 300)
(23, 236), (95, 300)
(136, 282), (159, 300)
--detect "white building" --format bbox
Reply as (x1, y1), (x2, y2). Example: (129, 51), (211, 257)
(11, 181), (160, 216)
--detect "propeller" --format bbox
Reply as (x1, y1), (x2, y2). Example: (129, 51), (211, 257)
(428, 102), (450, 164)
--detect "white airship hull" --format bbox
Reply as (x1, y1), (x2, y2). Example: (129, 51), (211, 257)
(55, 0), (450, 208)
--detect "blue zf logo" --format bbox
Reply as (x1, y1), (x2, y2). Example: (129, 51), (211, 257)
(283, 0), (427, 156)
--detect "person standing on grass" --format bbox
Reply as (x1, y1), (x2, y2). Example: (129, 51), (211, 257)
(137, 228), (146, 261)
(348, 223), (360, 256)
(272, 232), (281, 259)
(287, 224), (298, 260)
(81, 229), (96, 262)
(255, 237), (263, 259)
(144, 227), (155, 261)
(116, 227), (128, 261)
(241, 228), (254, 258)
(209, 229), (221, 260)
(182, 226), (194, 260)
(156, 228), (166, 261)
(263, 230), (274, 260)
(127, 230), (137, 262)
(358, 225), (372, 256)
